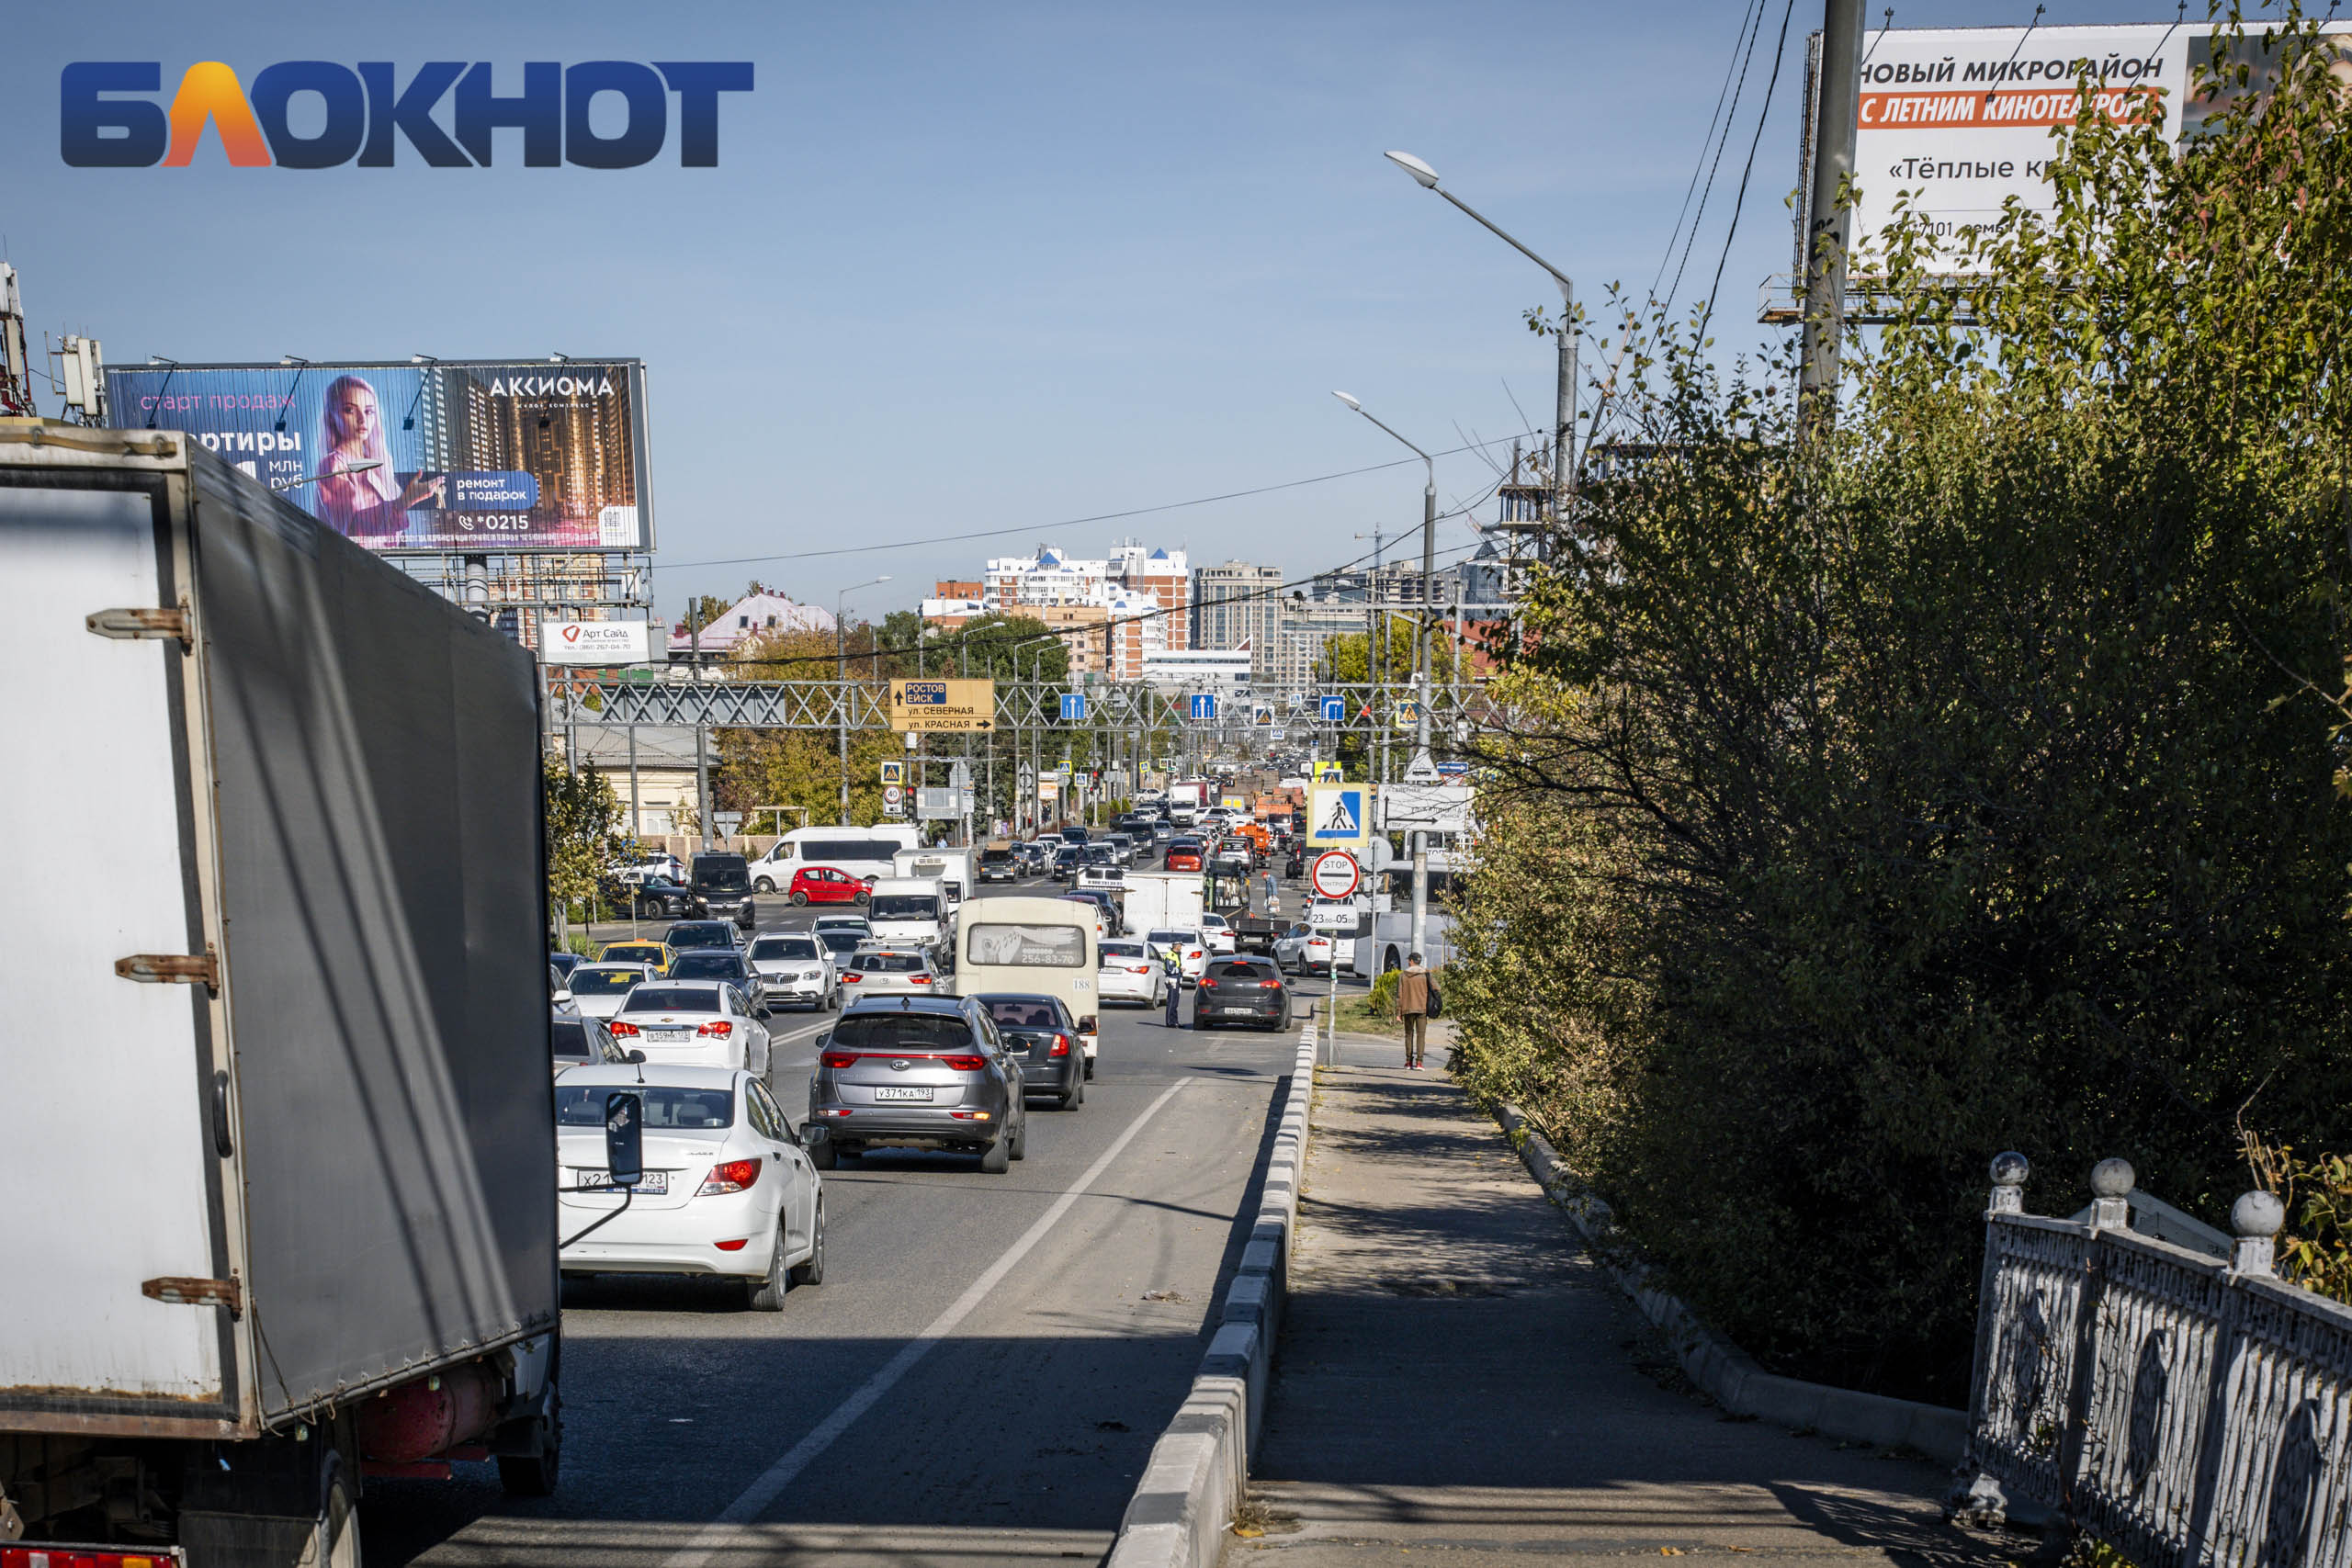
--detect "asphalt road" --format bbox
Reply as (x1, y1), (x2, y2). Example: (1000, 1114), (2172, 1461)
(366, 876), (1319, 1568)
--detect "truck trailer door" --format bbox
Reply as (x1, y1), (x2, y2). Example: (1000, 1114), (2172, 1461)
(0, 470), (244, 1433)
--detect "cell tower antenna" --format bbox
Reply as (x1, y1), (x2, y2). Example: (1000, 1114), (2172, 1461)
(0, 264), (38, 417)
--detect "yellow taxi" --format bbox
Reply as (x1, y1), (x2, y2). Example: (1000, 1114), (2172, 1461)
(596, 940), (676, 976)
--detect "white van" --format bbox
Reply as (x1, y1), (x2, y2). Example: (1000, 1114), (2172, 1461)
(956, 896), (1100, 1075)
(866, 876), (949, 952)
(749, 824), (921, 893)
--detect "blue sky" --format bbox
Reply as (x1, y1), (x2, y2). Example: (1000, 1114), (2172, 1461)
(2, 0), (2173, 622)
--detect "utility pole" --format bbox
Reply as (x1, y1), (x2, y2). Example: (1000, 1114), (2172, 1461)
(1409, 464), (1434, 965)
(689, 607), (712, 858)
(1799, 0), (1866, 431)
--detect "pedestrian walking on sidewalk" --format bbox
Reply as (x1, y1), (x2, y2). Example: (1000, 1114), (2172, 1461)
(1396, 953), (1431, 1068)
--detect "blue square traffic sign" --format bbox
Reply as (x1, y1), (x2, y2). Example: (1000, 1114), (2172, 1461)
(1190, 693), (1218, 721)
(1059, 693), (1087, 722)
(1319, 695), (1346, 724)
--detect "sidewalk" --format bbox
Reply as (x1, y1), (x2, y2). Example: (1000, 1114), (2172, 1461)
(1236, 1045), (2010, 1567)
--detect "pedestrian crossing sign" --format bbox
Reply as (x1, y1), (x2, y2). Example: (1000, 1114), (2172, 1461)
(1306, 784), (1370, 845)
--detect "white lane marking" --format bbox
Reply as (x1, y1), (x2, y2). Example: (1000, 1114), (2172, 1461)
(660, 1077), (1192, 1563)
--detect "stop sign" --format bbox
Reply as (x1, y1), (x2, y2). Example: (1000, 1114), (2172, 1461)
(1310, 851), (1361, 901)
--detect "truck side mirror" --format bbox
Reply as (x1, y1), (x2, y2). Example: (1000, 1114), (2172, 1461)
(605, 1091), (644, 1188)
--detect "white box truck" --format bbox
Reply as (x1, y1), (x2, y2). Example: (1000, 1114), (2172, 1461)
(0, 425), (569, 1564)
(1122, 869), (1204, 938)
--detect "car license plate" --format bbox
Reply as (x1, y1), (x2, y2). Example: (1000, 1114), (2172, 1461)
(1224, 1007), (1257, 1015)
(873, 1087), (933, 1102)
(648, 1028), (690, 1042)
(575, 1169), (667, 1194)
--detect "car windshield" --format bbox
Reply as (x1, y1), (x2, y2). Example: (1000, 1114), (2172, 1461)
(814, 917), (867, 931)
(556, 1086), (734, 1129)
(551, 1021), (599, 1061)
(751, 937), (820, 961)
(1102, 942), (1144, 960)
(669, 953), (747, 980)
(817, 931), (863, 956)
(870, 895), (940, 920)
(570, 968), (640, 995)
(966, 922), (1086, 966)
(1214, 963), (1277, 981)
(983, 998), (1064, 1030)
(1054, 848), (1080, 863)
(692, 857), (751, 891)
(1147, 930), (1197, 948)
(852, 953), (924, 973)
(981, 850), (1013, 863)
(622, 987), (723, 1013)
(666, 924), (734, 950)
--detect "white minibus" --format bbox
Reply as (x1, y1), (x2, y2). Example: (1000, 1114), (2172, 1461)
(748, 824), (922, 893)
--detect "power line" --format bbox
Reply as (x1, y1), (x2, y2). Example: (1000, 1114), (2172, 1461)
(1662, 0), (1773, 320)
(1648, 0), (1765, 308)
(650, 427), (1540, 572)
(1699, 0), (1799, 344)
(709, 479), (1507, 670)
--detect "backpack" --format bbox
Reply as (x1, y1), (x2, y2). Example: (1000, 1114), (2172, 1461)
(1426, 981), (1443, 1020)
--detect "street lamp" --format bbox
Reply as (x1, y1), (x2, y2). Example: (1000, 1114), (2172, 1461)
(837, 576), (891, 827)
(1384, 149), (1577, 544)
(1331, 390), (1437, 966)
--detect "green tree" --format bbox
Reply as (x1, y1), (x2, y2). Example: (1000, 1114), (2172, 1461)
(1448, 10), (2352, 1403)
(544, 757), (623, 927)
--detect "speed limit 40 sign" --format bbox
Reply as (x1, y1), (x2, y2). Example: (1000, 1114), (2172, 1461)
(1309, 851), (1362, 901)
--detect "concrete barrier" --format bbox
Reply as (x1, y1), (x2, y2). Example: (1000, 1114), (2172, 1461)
(1104, 1020), (1319, 1568)
(1495, 1103), (1970, 1465)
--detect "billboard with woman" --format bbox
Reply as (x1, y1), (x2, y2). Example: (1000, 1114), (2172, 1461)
(102, 357), (652, 552)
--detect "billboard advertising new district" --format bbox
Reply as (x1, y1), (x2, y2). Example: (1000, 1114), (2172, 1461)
(104, 358), (652, 552)
(1814, 22), (2352, 276)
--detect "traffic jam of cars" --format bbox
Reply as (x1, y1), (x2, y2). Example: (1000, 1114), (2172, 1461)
(548, 801), (1318, 1310)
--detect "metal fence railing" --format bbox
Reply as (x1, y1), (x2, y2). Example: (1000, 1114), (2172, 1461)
(1950, 1154), (2352, 1565)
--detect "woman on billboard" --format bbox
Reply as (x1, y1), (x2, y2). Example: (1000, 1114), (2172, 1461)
(311, 375), (446, 541)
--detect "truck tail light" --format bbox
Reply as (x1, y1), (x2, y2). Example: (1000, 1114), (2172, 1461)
(608, 1021), (640, 1037)
(697, 1020), (735, 1037)
(700, 1158), (761, 1194)
(1049, 1033), (1072, 1056)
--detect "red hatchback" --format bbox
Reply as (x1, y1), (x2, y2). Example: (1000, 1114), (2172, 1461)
(1164, 840), (1204, 873)
(788, 866), (872, 907)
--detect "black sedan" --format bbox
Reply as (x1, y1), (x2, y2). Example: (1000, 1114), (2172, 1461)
(1192, 957), (1291, 1031)
(977, 993), (1086, 1109)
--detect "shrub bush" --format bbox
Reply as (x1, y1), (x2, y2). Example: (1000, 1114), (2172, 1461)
(1448, 14), (2352, 1404)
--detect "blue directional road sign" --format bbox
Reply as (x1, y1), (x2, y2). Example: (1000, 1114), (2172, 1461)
(1319, 695), (1346, 724)
(1189, 693), (1218, 721)
(1059, 693), (1087, 722)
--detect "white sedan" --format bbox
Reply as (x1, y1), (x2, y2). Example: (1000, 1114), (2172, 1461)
(556, 1066), (825, 1311)
(1145, 928), (1210, 987)
(747, 932), (839, 1011)
(607, 980), (773, 1075)
(565, 962), (657, 1021)
(838, 947), (946, 998)
(1098, 940), (1167, 1008)
(1199, 913), (1238, 955)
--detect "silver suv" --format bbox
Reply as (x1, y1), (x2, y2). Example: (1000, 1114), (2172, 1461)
(807, 996), (1028, 1173)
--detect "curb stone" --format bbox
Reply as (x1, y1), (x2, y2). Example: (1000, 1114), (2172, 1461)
(1102, 1020), (1319, 1568)
(1494, 1103), (1973, 1466)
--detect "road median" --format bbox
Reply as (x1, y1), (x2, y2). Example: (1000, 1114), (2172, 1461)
(1102, 1014), (1317, 1568)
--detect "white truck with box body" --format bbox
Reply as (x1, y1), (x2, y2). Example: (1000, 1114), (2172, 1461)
(892, 845), (973, 912)
(0, 426), (571, 1565)
(1121, 869), (1204, 939)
